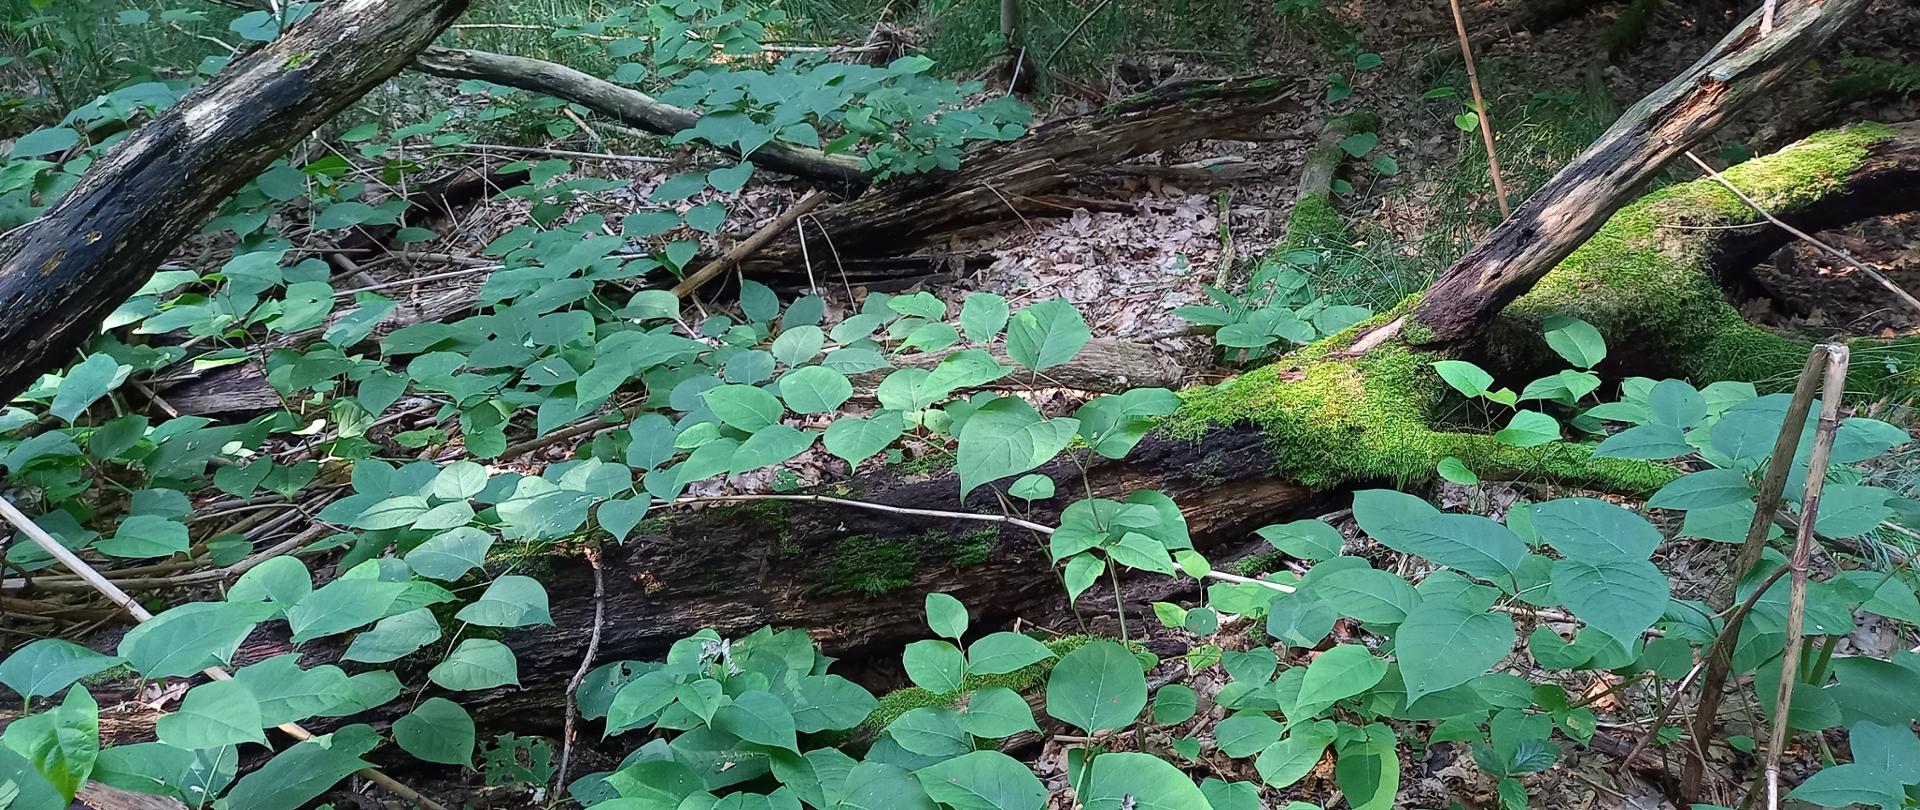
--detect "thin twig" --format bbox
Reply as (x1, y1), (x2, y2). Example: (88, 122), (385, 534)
(0, 496), (448, 810)
(670, 190), (827, 298)
(1683, 151), (1920, 315)
(1763, 345), (1850, 810)
(1621, 563), (1793, 770)
(555, 542), (606, 793)
(458, 143), (670, 163)
(1446, 0), (1511, 217)
(1044, 0), (1116, 68)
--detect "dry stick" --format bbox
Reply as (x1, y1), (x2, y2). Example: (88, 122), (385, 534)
(1683, 151), (1920, 315)
(1762, 345), (1850, 810)
(555, 542), (606, 794)
(1043, 0), (1117, 68)
(1683, 346), (1828, 800)
(1621, 563), (1794, 770)
(0, 496), (449, 810)
(1444, 0), (1512, 217)
(670, 190), (828, 298)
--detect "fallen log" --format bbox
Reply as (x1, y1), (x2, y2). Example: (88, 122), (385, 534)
(0, 0), (471, 404)
(1404, 0), (1871, 346)
(411, 47), (869, 188)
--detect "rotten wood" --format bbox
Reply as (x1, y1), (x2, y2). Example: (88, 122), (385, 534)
(0, 0), (471, 404)
(851, 338), (1196, 395)
(1405, 0), (1870, 345)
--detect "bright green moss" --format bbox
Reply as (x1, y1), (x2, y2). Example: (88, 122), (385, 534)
(949, 527), (999, 566)
(1165, 336), (1673, 493)
(1282, 192), (1348, 252)
(1496, 122), (1920, 394)
(821, 535), (917, 596)
(858, 635), (1102, 735)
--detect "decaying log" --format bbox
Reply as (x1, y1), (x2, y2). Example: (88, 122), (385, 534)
(0, 0), (470, 404)
(851, 338), (1196, 395)
(1404, 0), (1870, 346)
(466, 425), (1321, 725)
(411, 47), (870, 187)
(741, 77), (1303, 283)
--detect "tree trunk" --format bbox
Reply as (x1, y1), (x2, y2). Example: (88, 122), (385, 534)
(0, 0), (470, 404)
(1404, 0), (1870, 345)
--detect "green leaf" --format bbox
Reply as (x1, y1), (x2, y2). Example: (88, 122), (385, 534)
(926, 592), (969, 639)
(957, 397), (1078, 497)
(353, 495), (430, 529)
(9, 127), (78, 158)
(967, 632), (1056, 675)
(956, 686), (1039, 738)
(903, 640), (967, 694)
(1849, 720), (1920, 783)
(428, 460), (489, 500)
(771, 748), (856, 808)
(1530, 498), (1661, 562)
(824, 412), (904, 468)
(118, 601), (265, 678)
(1551, 557), (1667, 649)
(1152, 684), (1199, 724)
(429, 639), (520, 690)
(960, 293), (1011, 343)
(393, 697), (475, 766)
(887, 707), (972, 757)
(0, 686), (96, 801)
(218, 726), (377, 810)
(0, 640), (122, 700)
(1647, 469), (1755, 510)
(1335, 724), (1400, 810)
(1494, 410), (1560, 447)
(704, 384), (783, 432)
(230, 654), (356, 726)
(1009, 474), (1055, 501)
(1257, 519), (1342, 561)
(889, 291), (947, 319)
(1647, 379), (1706, 428)
(98, 514), (188, 558)
(1005, 299), (1090, 371)
(1074, 388), (1179, 459)
(343, 608), (441, 663)
(1338, 131), (1378, 157)
(455, 575), (553, 627)
(914, 751), (1045, 810)
(790, 675), (878, 733)
(841, 760), (938, 810)
(1080, 751), (1211, 810)
(778, 366), (852, 413)
(1431, 360), (1493, 397)
(286, 577), (406, 642)
(771, 325), (826, 367)
(1593, 423), (1692, 459)
(1812, 484), (1894, 537)
(1437, 456), (1479, 485)
(1351, 489), (1524, 580)
(1832, 417), (1910, 463)
(1296, 644), (1388, 716)
(51, 354), (126, 423)
(1045, 640), (1147, 733)
(404, 527), (495, 581)
(1789, 763), (1905, 809)
(713, 691), (798, 752)
(1255, 721), (1336, 788)
(1215, 713), (1286, 757)
(731, 424), (817, 473)
(1308, 564), (1418, 624)
(1542, 316), (1606, 369)
(156, 680), (265, 750)
(1064, 554), (1104, 604)
(1396, 601), (1515, 704)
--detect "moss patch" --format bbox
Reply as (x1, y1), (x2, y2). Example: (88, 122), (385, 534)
(820, 535), (918, 596)
(1496, 122), (1920, 394)
(1164, 307), (1674, 494)
(858, 634), (1103, 735)
(948, 527), (999, 566)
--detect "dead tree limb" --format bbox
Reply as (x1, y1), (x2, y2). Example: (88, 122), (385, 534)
(0, 0), (470, 403)
(411, 47), (870, 187)
(1404, 0), (1870, 345)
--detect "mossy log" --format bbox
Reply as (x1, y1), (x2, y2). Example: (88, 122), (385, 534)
(470, 120), (1920, 730)
(1406, 0), (1870, 345)
(0, 0), (470, 404)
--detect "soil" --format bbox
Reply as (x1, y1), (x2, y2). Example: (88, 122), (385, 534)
(1747, 212), (1920, 335)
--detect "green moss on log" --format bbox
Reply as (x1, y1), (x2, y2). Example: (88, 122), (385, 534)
(1496, 122), (1920, 393)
